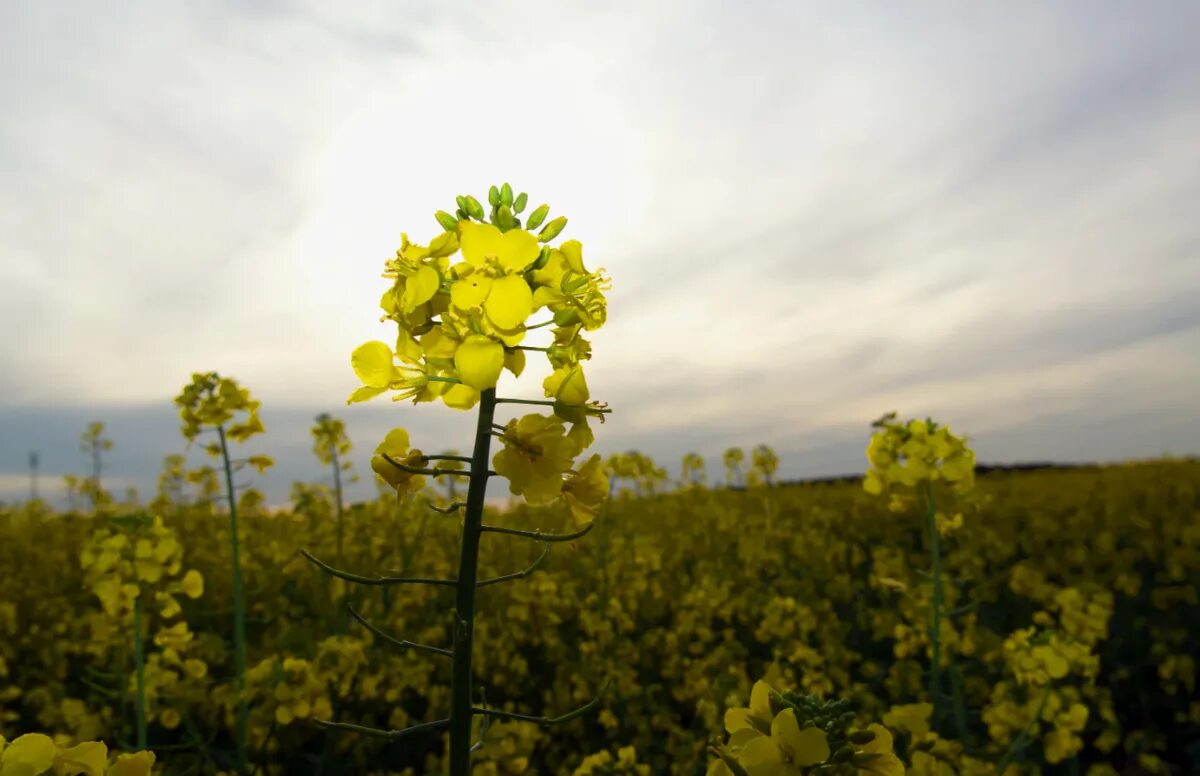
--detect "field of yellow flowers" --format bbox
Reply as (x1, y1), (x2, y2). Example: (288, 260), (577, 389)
(4, 187), (1199, 775)
(2, 454), (1198, 774)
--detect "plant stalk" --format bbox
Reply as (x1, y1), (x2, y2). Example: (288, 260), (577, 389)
(217, 425), (249, 773)
(447, 388), (496, 775)
(925, 482), (944, 728)
(132, 566), (148, 750)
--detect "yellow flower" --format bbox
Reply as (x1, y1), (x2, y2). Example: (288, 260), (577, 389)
(179, 569), (204, 599)
(52, 740), (108, 776)
(460, 222), (540, 273)
(370, 428), (426, 494)
(853, 723), (905, 776)
(562, 455), (609, 523)
(454, 335), (505, 390)
(544, 365), (589, 405)
(724, 680), (774, 735)
(736, 708), (831, 773)
(1, 733), (57, 776)
(107, 751), (156, 776)
(492, 414), (579, 505)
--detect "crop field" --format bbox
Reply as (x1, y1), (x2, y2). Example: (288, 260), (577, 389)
(2, 448), (1197, 774)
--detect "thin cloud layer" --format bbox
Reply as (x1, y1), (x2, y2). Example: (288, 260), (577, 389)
(1, 1), (1198, 503)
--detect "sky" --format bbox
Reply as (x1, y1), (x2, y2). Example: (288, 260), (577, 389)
(2, 1), (1198, 505)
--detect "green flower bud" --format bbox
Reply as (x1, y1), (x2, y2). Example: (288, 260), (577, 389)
(513, 192), (528, 213)
(465, 196), (485, 220)
(846, 730), (876, 745)
(526, 204), (550, 230)
(455, 195), (468, 212)
(553, 308), (580, 326)
(500, 182), (513, 207)
(456, 208), (469, 221)
(532, 246), (551, 270)
(434, 210), (459, 231)
(496, 205), (515, 231)
(488, 185), (501, 206)
(538, 216), (568, 243)
(829, 744), (855, 763)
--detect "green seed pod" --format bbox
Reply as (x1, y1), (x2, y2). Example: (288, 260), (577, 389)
(496, 205), (515, 231)
(846, 730), (876, 745)
(553, 307), (580, 326)
(514, 192), (528, 213)
(465, 196), (485, 220)
(538, 216), (568, 243)
(526, 204), (550, 230)
(435, 210), (459, 231)
(500, 182), (513, 207)
(488, 185), (501, 206)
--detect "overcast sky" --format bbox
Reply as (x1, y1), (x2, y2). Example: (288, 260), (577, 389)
(2, 1), (1198, 505)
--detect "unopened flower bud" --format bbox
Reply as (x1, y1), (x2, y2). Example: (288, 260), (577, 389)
(526, 204), (549, 230)
(538, 216), (568, 243)
(435, 210), (459, 231)
(500, 182), (513, 207)
(514, 192), (528, 213)
(465, 195), (485, 220)
(488, 185), (501, 206)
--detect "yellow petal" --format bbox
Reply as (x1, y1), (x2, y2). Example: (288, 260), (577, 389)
(451, 274), (493, 310)
(107, 752), (156, 776)
(441, 383), (480, 410)
(1, 734), (57, 774)
(180, 569), (204, 599)
(454, 335), (505, 390)
(773, 708), (830, 767)
(53, 740), (108, 776)
(375, 427), (412, 455)
(484, 275), (534, 330)
(460, 221), (504, 267)
(401, 265), (440, 313)
(749, 681), (773, 721)
(504, 348), (526, 378)
(351, 341), (395, 388)
(495, 228), (540, 273)
(559, 239), (586, 273)
(347, 385), (388, 404)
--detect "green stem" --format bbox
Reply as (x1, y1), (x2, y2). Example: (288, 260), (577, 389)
(997, 685), (1051, 774)
(448, 388), (497, 776)
(925, 482), (943, 728)
(132, 566), (148, 750)
(217, 425), (249, 773)
(330, 443), (346, 633)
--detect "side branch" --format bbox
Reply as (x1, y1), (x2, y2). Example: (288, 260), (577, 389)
(429, 501), (467, 514)
(382, 452), (472, 478)
(347, 605), (452, 657)
(471, 680), (610, 729)
(476, 543), (551, 587)
(301, 549), (457, 588)
(481, 521), (594, 543)
(312, 717), (450, 741)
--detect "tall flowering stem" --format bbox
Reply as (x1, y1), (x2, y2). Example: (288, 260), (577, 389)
(215, 424), (248, 766)
(863, 413), (975, 733)
(924, 481), (944, 721)
(447, 387), (497, 772)
(313, 184), (614, 773)
(174, 372), (272, 773)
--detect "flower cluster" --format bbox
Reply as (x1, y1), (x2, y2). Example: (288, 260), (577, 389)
(863, 414), (975, 508)
(347, 185), (609, 411)
(708, 680), (903, 775)
(349, 186), (612, 517)
(0, 733), (153, 775)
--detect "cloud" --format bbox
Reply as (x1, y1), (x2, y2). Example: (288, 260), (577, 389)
(1, 1), (1198, 502)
